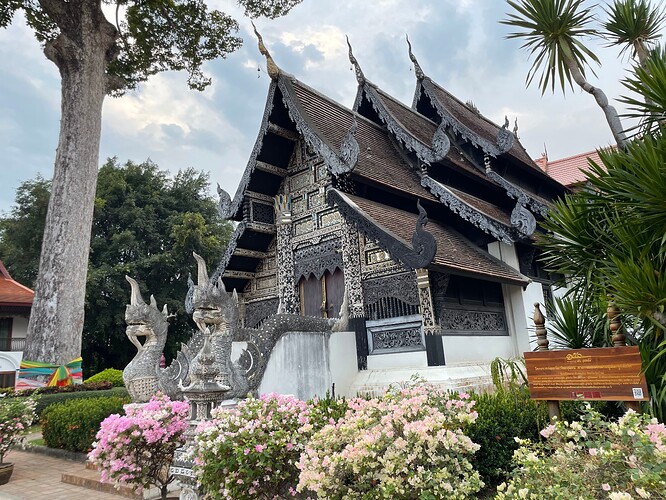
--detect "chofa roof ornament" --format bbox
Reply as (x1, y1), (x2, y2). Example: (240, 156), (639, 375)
(346, 36), (366, 85)
(251, 21), (279, 80)
(496, 115), (515, 154)
(406, 34), (425, 81)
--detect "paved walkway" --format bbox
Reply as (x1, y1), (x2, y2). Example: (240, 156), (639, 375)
(0, 450), (123, 500)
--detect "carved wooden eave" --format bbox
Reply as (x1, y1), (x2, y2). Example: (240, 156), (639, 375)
(413, 77), (566, 206)
(327, 188), (436, 270)
(212, 221), (276, 293)
(355, 82), (450, 166)
(420, 175), (524, 243)
(219, 82), (290, 221)
(327, 188), (530, 287)
(276, 74), (359, 176)
(350, 79), (532, 242)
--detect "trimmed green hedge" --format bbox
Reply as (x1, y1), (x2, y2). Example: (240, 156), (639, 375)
(41, 395), (129, 452)
(85, 368), (124, 387)
(466, 388), (548, 486)
(35, 387), (129, 417)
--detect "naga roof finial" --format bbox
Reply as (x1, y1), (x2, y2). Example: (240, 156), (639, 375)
(193, 252), (209, 287)
(513, 117), (519, 137)
(126, 276), (146, 306)
(406, 34), (425, 80)
(346, 36), (365, 85)
(252, 21), (279, 80)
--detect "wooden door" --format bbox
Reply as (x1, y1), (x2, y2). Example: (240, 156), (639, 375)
(300, 273), (323, 317)
(324, 268), (345, 318)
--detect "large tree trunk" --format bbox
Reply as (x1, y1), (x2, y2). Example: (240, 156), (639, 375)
(24, 0), (117, 364)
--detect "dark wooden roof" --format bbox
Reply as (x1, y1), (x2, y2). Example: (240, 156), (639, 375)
(286, 79), (437, 201)
(331, 190), (528, 286)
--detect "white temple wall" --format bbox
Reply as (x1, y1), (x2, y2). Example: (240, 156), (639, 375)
(257, 330), (357, 400)
(0, 352), (22, 376)
(441, 335), (515, 364)
(487, 241), (545, 356)
(366, 350), (428, 370)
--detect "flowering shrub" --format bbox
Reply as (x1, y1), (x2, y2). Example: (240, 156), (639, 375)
(88, 393), (189, 500)
(496, 405), (666, 499)
(297, 386), (484, 499)
(192, 393), (319, 499)
(0, 395), (36, 463)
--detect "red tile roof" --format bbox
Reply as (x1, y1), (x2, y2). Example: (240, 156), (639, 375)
(0, 260), (34, 307)
(537, 148), (611, 187)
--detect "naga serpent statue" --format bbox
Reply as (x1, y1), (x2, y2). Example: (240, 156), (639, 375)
(122, 276), (169, 403)
(123, 253), (350, 403)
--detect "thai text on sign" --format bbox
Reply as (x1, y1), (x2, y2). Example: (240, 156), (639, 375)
(524, 346), (648, 401)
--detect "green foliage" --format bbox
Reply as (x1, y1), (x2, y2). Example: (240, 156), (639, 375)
(41, 395), (129, 452)
(0, 161), (234, 377)
(0, 396), (36, 463)
(0, 175), (50, 287)
(539, 134), (666, 418)
(2, 1), (302, 96)
(496, 406), (666, 498)
(85, 368), (124, 387)
(602, 0), (665, 60)
(621, 45), (666, 136)
(35, 387), (129, 417)
(490, 357), (528, 392)
(465, 388), (547, 486)
(84, 158), (233, 375)
(502, 0), (600, 94)
(546, 295), (608, 349)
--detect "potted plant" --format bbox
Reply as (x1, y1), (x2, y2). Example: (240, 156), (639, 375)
(0, 395), (37, 484)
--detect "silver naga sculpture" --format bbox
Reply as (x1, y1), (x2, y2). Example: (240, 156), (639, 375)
(122, 253), (349, 403)
(122, 276), (170, 402)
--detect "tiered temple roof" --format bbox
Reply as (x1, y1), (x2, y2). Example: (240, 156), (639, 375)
(214, 35), (567, 293)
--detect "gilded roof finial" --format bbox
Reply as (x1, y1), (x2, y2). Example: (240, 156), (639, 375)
(406, 34), (425, 80)
(251, 21), (279, 80)
(346, 36), (365, 85)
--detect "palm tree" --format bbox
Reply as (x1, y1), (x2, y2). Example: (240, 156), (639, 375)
(503, 0), (627, 147)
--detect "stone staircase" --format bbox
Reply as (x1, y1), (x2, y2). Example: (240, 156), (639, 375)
(61, 462), (143, 498)
(60, 461), (181, 499)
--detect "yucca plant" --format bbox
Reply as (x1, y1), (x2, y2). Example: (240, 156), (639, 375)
(546, 295), (608, 349)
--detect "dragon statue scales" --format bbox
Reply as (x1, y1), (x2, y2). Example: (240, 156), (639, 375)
(123, 253), (350, 403)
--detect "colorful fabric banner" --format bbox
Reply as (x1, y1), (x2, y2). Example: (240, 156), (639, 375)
(16, 357), (83, 390)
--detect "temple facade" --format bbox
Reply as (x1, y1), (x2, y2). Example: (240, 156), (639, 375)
(214, 35), (566, 395)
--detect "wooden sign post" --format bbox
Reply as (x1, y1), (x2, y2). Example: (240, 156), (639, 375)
(526, 303), (648, 418)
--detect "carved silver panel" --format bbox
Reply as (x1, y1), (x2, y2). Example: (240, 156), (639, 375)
(367, 315), (425, 354)
(439, 308), (508, 336)
(293, 238), (343, 281)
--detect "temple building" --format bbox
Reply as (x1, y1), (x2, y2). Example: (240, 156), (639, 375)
(214, 34), (566, 395)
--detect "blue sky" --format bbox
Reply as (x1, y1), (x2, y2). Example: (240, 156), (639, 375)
(0, 0), (646, 215)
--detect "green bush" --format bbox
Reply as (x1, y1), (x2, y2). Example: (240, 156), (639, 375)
(465, 388), (548, 487)
(41, 395), (129, 452)
(85, 368), (124, 387)
(35, 386), (128, 417)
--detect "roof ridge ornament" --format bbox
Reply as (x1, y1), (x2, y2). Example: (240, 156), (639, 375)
(339, 117), (360, 171)
(406, 34), (425, 80)
(217, 183), (232, 220)
(252, 21), (279, 80)
(496, 115), (515, 153)
(346, 36), (365, 85)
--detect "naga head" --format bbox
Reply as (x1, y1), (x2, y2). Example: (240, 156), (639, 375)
(188, 252), (239, 332)
(125, 276), (169, 346)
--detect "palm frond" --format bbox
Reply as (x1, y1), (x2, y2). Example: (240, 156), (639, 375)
(602, 0), (665, 59)
(502, 0), (600, 94)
